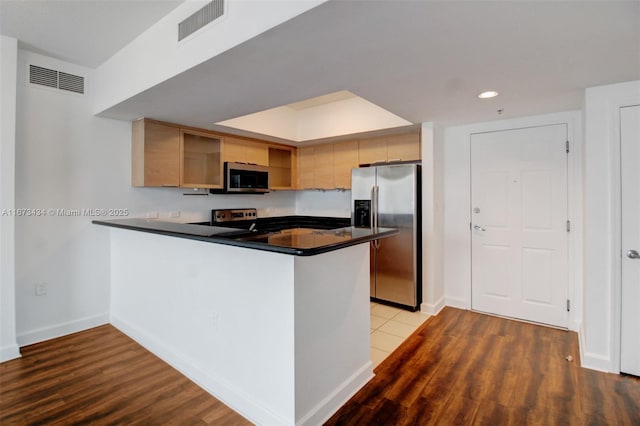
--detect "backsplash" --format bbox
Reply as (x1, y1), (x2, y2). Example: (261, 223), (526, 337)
(295, 190), (351, 218)
(134, 189), (351, 223)
(127, 188), (297, 223)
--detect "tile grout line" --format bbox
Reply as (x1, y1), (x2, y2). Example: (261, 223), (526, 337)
(369, 303), (431, 367)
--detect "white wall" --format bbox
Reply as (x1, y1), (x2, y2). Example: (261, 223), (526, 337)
(94, 0), (326, 115)
(442, 111), (583, 328)
(14, 50), (295, 346)
(420, 123), (444, 314)
(0, 35), (20, 362)
(583, 80), (640, 372)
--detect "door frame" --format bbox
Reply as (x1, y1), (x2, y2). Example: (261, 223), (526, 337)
(442, 111), (583, 332)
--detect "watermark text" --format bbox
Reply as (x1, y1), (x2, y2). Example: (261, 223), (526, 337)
(1, 208), (130, 217)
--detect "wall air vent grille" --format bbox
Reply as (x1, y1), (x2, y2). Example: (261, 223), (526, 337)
(58, 72), (85, 94)
(178, 0), (224, 41)
(29, 65), (85, 95)
(29, 65), (57, 88)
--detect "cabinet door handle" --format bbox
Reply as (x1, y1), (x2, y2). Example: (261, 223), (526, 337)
(162, 184), (178, 187)
(627, 250), (640, 259)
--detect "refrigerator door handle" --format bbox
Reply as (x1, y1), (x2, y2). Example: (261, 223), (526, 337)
(370, 185), (377, 229)
(374, 185), (380, 229)
(370, 186), (375, 228)
(373, 185), (380, 247)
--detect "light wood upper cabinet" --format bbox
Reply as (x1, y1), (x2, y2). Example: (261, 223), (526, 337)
(297, 146), (315, 189)
(296, 132), (419, 190)
(297, 144), (338, 190)
(180, 129), (223, 188)
(313, 144), (335, 189)
(246, 141), (269, 166)
(132, 118), (419, 191)
(333, 140), (359, 189)
(223, 136), (269, 166)
(358, 136), (388, 165)
(132, 119), (299, 190)
(222, 137), (245, 164)
(387, 133), (420, 162)
(132, 119), (180, 187)
(358, 132), (420, 165)
(296, 140), (359, 190)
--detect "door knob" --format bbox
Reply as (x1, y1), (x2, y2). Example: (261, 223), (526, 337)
(473, 225), (486, 232)
(627, 250), (640, 259)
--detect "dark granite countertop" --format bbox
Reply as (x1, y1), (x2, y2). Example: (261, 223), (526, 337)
(92, 218), (398, 256)
(204, 215), (352, 232)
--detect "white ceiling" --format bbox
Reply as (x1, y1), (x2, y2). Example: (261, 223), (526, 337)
(99, 0), (640, 133)
(0, 0), (184, 67)
(3, 1), (640, 137)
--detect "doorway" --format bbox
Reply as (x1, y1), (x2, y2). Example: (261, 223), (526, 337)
(471, 124), (569, 328)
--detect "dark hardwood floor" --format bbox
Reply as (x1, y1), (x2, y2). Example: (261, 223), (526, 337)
(0, 325), (250, 425)
(2, 309), (639, 425)
(326, 307), (640, 426)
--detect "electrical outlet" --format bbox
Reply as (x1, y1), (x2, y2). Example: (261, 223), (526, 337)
(35, 282), (47, 296)
(146, 211), (158, 219)
(169, 211), (180, 218)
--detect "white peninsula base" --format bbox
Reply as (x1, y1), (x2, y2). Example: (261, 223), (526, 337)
(108, 228), (373, 425)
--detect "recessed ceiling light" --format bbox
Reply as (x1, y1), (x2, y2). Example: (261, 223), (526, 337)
(478, 91), (499, 99)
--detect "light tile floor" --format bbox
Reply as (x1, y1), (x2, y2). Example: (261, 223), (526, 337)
(370, 302), (431, 368)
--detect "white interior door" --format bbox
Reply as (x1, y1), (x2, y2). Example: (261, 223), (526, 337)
(621, 105), (640, 376)
(471, 124), (569, 328)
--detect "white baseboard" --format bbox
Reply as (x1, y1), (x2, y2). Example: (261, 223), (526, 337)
(580, 352), (613, 373)
(578, 322), (614, 373)
(444, 296), (468, 310)
(297, 362), (373, 426)
(111, 314), (288, 426)
(17, 313), (109, 347)
(421, 296), (445, 315)
(570, 319), (581, 332)
(0, 344), (21, 362)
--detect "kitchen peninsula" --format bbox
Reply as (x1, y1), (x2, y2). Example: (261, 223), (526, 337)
(93, 218), (397, 425)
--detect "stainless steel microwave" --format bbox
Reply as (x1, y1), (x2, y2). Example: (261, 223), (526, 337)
(223, 162), (269, 194)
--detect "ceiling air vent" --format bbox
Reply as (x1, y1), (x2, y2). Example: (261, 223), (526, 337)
(28, 65), (85, 95)
(178, 0), (224, 41)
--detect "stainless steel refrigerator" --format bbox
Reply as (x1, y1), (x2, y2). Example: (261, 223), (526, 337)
(351, 164), (422, 311)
